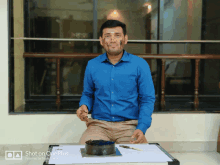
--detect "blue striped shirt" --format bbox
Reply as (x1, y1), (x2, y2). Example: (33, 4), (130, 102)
(79, 50), (155, 135)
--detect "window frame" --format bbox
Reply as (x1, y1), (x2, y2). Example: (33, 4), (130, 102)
(9, 0), (220, 114)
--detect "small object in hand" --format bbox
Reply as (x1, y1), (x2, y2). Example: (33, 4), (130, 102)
(119, 145), (143, 151)
(130, 137), (137, 142)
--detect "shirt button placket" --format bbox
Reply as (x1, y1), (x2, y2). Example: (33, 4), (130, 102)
(111, 65), (115, 121)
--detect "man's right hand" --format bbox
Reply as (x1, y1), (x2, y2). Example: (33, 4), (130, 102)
(76, 105), (89, 122)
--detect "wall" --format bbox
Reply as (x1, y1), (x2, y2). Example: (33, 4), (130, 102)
(14, 0), (25, 111)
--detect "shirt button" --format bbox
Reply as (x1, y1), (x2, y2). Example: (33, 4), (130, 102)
(112, 117), (114, 119)
(113, 66), (114, 67)
(112, 92), (113, 93)
(112, 104), (113, 106)
(112, 79), (113, 80)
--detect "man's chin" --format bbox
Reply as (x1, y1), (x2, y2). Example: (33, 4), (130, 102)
(107, 49), (123, 56)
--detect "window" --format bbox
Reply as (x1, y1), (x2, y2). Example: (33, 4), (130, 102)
(9, 0), (220, 113)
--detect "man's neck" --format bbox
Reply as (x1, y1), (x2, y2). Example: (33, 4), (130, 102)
(107, 50), (124, 64)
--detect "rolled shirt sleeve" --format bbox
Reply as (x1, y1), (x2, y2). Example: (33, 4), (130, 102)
(79, 61), (94, 112)
(136, 59), (156, 135)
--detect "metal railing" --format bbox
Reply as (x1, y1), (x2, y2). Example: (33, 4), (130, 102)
(12, 37), (220, 43)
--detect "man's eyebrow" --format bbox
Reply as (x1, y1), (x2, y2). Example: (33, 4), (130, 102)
(104, 32), (122, 35)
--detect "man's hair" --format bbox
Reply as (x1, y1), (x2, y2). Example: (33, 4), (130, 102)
(99, 20), (127, 37)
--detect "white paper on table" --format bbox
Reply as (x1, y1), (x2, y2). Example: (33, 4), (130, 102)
(48, 144), (173, 164)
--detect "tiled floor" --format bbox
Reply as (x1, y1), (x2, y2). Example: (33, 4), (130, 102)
(0, 152), (219, 165)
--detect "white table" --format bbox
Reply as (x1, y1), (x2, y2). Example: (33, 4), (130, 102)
(43, 143), (179, 165)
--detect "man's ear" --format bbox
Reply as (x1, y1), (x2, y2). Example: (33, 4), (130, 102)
(99, 36), (103, 46)
(124, 35), (128, 45)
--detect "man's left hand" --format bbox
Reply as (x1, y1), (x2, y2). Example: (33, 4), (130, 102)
(130, 129), (148, 144)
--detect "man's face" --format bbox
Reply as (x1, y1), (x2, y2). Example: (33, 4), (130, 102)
(99, 26), (128, 56)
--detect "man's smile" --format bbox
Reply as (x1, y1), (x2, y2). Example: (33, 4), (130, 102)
(108, 43), (118, 47)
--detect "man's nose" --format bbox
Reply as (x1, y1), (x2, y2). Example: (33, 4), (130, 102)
(110, 35), (116, 41)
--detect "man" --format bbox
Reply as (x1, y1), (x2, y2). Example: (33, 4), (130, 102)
(77, 20), (155, 144)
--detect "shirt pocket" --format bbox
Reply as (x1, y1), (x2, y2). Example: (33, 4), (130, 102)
(117, 74), (137, 97)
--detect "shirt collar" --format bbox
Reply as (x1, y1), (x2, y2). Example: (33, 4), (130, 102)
(100, 49), (130, 63)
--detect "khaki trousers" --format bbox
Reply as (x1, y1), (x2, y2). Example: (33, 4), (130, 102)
(79, 118), (146, 144)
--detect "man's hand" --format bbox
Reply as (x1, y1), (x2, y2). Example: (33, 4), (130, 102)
(76, 105), (89, 122)
(130, 129), (148, 144)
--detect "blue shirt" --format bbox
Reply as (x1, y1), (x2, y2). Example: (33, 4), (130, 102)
(79, 50), (155, 135)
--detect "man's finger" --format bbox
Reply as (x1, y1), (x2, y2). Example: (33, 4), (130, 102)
(81, 116), (88, 122)
(131, 140), (138, 144)
(80, 115), (87, 121)
(130, 139), (138, 144)
(131, 133), (137, 139)
(80, 114), (88, 120)
(77, 109), (83, 117)
(130, 137), (136, 143)
(80, 110), (88, 116)
(79, 111), (86, 117)
(133, 136), (142, 144)
(77, 109), (82, 115)
(83, 109), (88, 113)
(81, 116), (87, 121)
(80, 110), (84, 115)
